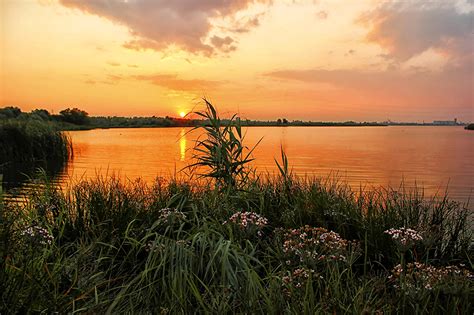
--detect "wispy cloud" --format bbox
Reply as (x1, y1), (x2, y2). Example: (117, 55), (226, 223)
(133, 74), (222, 92)
(316, 10), (328, 20)
(264, 64), (472, 115)
(345, 49), (355, 57)
(210, 35), (236, 53)
(220, 13), (265, 33)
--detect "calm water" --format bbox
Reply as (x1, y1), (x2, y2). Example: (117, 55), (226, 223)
(4, 126), (474, 205)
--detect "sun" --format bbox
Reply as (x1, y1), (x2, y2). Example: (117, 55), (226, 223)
(179, 111), (186, 118)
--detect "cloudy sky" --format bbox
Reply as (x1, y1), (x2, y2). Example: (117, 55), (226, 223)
(1, 0), (472, 121)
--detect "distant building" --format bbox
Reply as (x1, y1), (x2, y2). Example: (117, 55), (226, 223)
(433, 118), (458, 126)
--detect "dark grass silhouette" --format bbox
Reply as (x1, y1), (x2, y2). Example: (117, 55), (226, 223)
(0, 119), (72, 165)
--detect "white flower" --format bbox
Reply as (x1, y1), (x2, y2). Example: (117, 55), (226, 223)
(224, 211), (268, 232)
(384, 227), (422, 249)
(20, 225), (54, 245)
(158, 208), (186, 223)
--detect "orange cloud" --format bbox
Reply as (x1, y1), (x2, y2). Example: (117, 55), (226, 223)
(358, 1), (472, 62)
(59, 0), (270, 55)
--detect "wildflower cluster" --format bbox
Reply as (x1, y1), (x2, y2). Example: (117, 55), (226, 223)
(384, 227), (423, 250)
(280, 226), (354, 266)
(324, 210), (349, 221)
(157, 208), (186, 224)
(389, 262), (473, 291)
(145, 239), (190, 253)
(223, 211), (268, 236)
(281, 268), (319, 296)
(145, 241), (166, 253)
(20, 225), (54, 245)
(175, 239), (190, 246)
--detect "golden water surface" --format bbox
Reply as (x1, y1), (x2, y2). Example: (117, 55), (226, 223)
(63, 126), (473, 203)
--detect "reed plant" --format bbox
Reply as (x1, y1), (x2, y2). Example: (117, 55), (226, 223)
(188, 99), (261, 191)
(0, 119), (72, 165)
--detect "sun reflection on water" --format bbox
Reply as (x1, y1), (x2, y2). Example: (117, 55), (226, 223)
(179, 128), (187, 161)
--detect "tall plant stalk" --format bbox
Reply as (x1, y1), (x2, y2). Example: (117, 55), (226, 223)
(187, 99), (261, 190)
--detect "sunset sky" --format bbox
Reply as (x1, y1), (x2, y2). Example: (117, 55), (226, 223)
(1, 0), (472, 122)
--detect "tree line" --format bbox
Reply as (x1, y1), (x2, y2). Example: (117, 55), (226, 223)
(0, 106), (386, 129)
(0, 106), (197, 129)
(0, 106), (90, 125)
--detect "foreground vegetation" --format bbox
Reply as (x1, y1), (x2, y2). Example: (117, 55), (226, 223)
(1, 102), (472, 313)
(1, 174), (472, 313)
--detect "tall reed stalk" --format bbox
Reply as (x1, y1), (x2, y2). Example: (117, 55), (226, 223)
(187, 99), (261, 191)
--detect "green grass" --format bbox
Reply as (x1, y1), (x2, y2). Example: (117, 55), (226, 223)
(0, 175), (472, 313)
(1, 101), (472, 313)
(0, 119), (72, 165)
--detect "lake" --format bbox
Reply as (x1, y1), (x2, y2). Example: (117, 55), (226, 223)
(4, 126), (474, 206)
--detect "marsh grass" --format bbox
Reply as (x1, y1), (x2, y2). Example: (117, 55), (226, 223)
(1, 101), (472, 313)
(1, 171), (472, 313)
(0, 119), (72, 165)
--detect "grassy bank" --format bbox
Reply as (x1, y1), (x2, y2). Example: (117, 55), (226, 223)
(0, 119), (72, 165)
(1, 102), (472, 313)
(465, 123), (474, 130)
(1, 175), (472, 313)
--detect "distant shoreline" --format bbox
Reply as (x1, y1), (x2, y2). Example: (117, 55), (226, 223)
(1, 106), (469, 131)
(18, 122), (472, 132)
(60, 123), (473, 131)
(65, 122), (389, 131)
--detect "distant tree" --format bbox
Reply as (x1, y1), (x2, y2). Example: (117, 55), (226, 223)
(277, 118), (282, 125)
(31, 109), (51, 120)
(0, 106), (22, 119)
(282, 118), (288, 124)
(59, 108), (90, 125)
